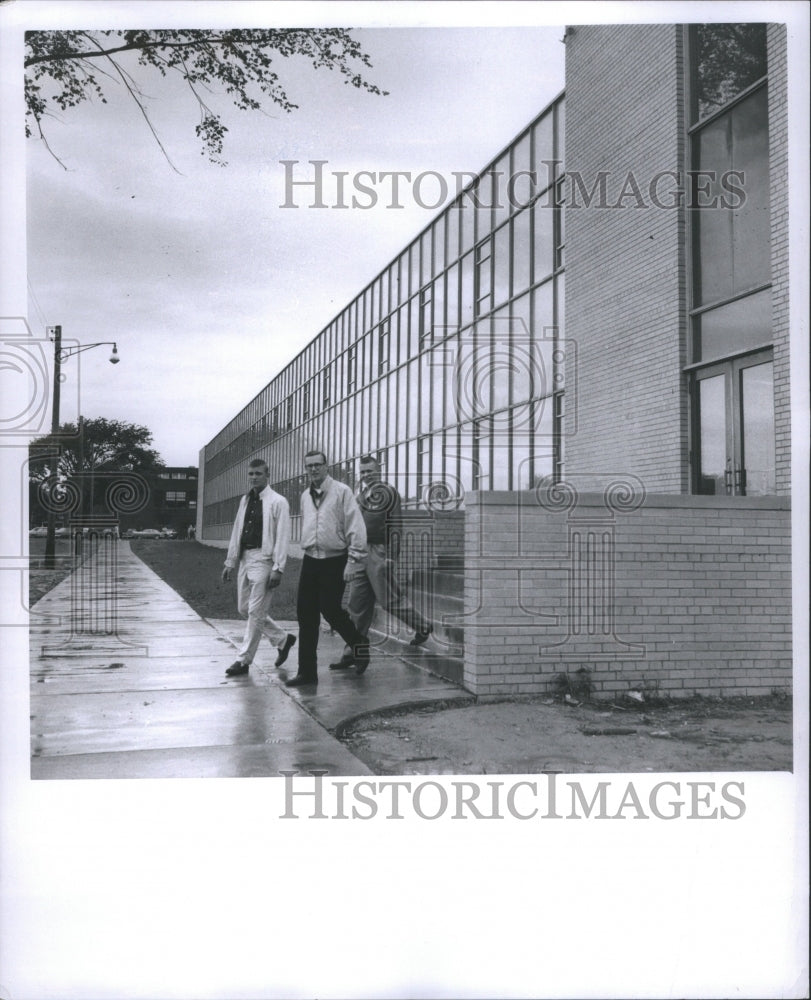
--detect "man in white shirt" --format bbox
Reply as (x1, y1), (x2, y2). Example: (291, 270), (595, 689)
(221, 459), (295, 676)
(286, 450), (369, 687)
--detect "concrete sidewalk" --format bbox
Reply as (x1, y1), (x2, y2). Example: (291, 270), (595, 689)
(29, 540), (467, 779)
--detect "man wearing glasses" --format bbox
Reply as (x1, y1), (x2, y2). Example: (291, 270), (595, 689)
(286, 450), (369, 687)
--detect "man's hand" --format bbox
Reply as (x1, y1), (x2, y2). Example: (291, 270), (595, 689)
(344, 559), (364, 582)
(267, 570), (282, 590)
(221, 566), (232, 583)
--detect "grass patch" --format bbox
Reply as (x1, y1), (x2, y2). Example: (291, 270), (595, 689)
(130, 540), (300, 620)
(29, 537), (92, 606)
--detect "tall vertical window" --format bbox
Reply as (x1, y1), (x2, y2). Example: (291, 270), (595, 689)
(346, 346), (357, 392)
(688, 23), (773, 495)
(475, 240), (492, 317)
(378, 323), (390, 375)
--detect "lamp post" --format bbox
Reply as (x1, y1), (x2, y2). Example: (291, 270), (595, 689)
(43, 325), (120, 568)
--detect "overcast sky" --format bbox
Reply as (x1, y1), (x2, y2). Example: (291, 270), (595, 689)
(25, 16), (567, 467)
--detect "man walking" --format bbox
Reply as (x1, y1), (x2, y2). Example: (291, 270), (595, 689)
(286, 450), (369, 687)
(221, 459), (296, 676)
(331, 455), (432, 671)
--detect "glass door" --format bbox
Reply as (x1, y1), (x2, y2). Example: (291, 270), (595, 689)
(693, 351), (774, 495)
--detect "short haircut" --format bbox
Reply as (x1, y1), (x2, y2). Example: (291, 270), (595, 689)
(304, 449), (328, 465)
(359, 454), (380, 467)
(249, 459), (268, 471)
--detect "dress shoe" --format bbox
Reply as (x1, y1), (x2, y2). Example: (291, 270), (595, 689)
(285, 674), (318, 688)
(329, 652), (355, 670)
(410, 626), (433, 647)
(225, 660), (249, 676)
(274, 633), (297, 667)
(354, 645), (371, 675)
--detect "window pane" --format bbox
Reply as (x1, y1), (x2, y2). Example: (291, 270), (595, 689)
(511, 132), (533, 212)
(512, 436), (532, 490)
(458, 422), (475, 491)
(492, 437), (510, 489)
(433, 217), (445, 272)
(533, 280), (554, 345)
(446, 204), (460, 262)
(493, 153), (511, 228)
(431, 431), (444, 488)
(460, 197), (475, 254)
(695, 87), (770, 304)
(419, 230), (430, 288)
(493, 222), (511, 308)
(513, 206), (532, 296)
(731, 87), (770, 291)
(461, 251), (475, 328)
(695, 288), (771, 362)
(533, 197), (554, 283)
(476, 171), (494, 242)
(532, 113), (554, 181)
(430, 348), (445, 430)
(432, 274), (445, 337)
(697, 373), (727, 495)
(693, 23), (767, 121)
(446, 262), (460, 332)
(741, 361), (774, 494)
(388, 374), (398, 445)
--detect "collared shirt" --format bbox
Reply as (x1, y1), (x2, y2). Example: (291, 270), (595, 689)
(224, 484), (291, 572)
(300, 475), (367, 560)
(240, 488), (263, 552)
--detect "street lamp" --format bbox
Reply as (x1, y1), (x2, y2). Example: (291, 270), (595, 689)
(43, 325), (121, 568)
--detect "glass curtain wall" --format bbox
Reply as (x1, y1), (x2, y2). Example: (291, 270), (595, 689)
(687, 24), (774, 495)
(203, 96), (565, 535)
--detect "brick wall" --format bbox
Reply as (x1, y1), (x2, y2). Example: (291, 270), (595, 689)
(767, 23), (790, 494)
(563, 24), (688, 493)
(463, 491), (791, 698)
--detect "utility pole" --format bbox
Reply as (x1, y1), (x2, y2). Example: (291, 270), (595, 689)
(44, 325), (62, 569)
(42, 326), (120, 569)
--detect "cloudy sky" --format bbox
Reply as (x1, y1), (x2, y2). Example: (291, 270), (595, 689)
(24, 10), (567, 467)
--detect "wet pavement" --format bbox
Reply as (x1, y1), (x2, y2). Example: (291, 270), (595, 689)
(29, 540), (467, 779)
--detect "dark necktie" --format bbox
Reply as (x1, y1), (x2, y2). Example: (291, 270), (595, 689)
(310, 486), (323, 508)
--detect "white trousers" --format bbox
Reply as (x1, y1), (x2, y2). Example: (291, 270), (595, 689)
(236, 549), (286, 663)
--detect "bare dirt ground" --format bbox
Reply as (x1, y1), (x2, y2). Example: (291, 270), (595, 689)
(340, 694), (793, 774)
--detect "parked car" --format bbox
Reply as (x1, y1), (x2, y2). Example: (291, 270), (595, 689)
(29, 526), (48, 537)
(132, 528), (162, 539)
(159, 527), (177, 539)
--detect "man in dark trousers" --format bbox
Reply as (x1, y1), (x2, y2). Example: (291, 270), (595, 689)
(221, 459), (296, 676)
(286, 450), (369, 687)
(331, 455), (432, 672)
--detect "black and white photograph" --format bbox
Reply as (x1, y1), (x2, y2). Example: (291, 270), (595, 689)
(1, 1), (808, 997)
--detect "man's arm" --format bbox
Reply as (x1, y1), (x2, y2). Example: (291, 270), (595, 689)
(343, 488), (368, 563)
(271, 496), (291, 574)
(221, 496), (245, 581)
(387, 485), (403, 561)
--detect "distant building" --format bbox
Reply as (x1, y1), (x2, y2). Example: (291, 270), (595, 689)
(146, 466), (199, 532)
(30, 465), (199, 534)
(198, 24), (791, 699)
